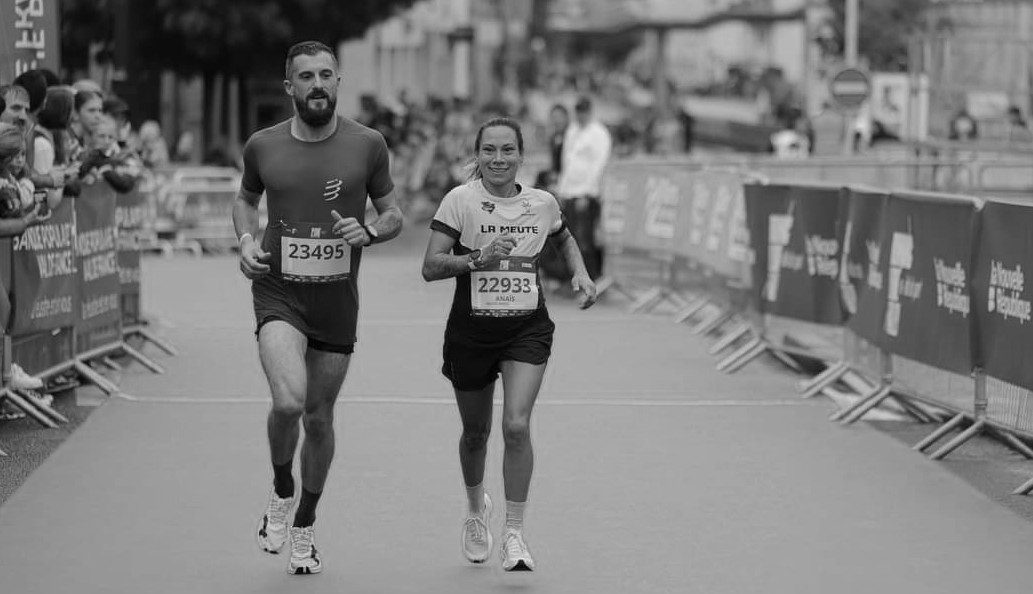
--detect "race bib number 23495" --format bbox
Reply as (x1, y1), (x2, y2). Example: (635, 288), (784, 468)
(280, 222), (351, 283)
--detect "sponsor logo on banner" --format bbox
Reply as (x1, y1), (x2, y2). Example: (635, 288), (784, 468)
(764, 212), (795, 302)
(643, 175), (679, 239)
(804, 234), (839, 279)
(986, 260), (1031, 324)
(885, 231), (915, 337)
(933, 258), (971, 317)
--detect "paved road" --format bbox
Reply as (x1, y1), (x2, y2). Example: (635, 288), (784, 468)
(3, 224), (1033, 593)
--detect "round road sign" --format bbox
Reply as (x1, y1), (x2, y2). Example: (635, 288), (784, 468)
(830, 67), (871, 109)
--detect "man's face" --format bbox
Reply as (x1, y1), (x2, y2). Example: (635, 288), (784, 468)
(285, 52), (340, 127)
(92, 122), (118, 150)
(1, 93), (29, 129)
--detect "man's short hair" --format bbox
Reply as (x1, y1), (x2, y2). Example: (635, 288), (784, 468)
(574, 96), (592, 113)
(285, 41), (338, 79)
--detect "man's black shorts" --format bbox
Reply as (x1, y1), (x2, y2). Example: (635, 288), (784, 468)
(252, 273), (357, 354)
(442, 316), (555, 391)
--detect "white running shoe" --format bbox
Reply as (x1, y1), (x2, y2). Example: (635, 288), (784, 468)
(10, 364), (43, 391)
(501, 530), (535, 571)
(287, 526), (322, 575)
(462, 493), (493, 563)
(256, 490), (294, 554)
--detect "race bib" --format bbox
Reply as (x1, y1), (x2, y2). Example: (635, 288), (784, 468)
(470, 256), (539, 317)
(280, 222), (351, 283)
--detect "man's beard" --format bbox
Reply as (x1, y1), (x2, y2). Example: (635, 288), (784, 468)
(295, 91), (336, 127)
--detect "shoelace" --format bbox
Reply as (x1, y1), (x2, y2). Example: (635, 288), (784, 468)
(291, 528), (314, 557)
(267, 497), (292, 527)
(464, 517), (487, 544)
(504, 532), (528, 559)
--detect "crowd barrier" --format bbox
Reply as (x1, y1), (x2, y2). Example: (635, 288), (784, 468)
(0, 180), (177, 450)
(599, 157), (1033, 494)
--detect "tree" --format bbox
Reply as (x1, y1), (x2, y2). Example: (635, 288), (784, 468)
(62, 0), (423, 79)
(827, 0), (930, 72)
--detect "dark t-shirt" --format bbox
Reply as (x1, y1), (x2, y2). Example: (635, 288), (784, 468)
(242, 116), (393, 279)
(242, 116), (393, 343)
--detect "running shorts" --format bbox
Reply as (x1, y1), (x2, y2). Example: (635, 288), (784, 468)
(252, 273), (357, 354)
(441, 315), (555, 391)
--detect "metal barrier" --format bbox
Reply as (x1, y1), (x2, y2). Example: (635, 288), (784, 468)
(599, 158), (1033, 495)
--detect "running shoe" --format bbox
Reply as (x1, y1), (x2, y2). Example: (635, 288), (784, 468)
(287, 525), (322, 575)
(501, 530), (535, 571)
(462, 492), (493, 563)
(256, 490), (294, 554)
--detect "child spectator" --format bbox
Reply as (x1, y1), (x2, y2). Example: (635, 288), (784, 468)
(78, 115), (142, 194)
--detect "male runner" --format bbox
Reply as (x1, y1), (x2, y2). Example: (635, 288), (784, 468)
(232, 40), (402, 575)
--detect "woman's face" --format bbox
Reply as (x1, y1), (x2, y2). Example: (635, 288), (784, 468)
(78, 97), (104, 132)
(477, 125), (521, 188)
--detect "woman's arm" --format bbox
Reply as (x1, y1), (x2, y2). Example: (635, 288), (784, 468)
(422, 229), (469, 281)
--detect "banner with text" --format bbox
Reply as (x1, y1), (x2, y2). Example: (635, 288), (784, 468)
(973, 200), (1033, 390)
(840, 189), (890, 344)
(745, 184), (846, 324)
(116, 190), (146, 324)
(75, 183), (122, 353)
(9, 197), (76, 333)
(878, 192), (977, 374)
(0, 0), (61, 80)
(675, 171), (751, 280)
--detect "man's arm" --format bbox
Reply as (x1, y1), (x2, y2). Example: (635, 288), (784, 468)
(367, 189), (403, 243)
(232, 187), (263, 240)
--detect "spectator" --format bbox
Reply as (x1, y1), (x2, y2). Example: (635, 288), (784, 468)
(172, 130), (195, 163)
(547, 103), (569, 175)
(102, 95), (133, 148)
(556, 96), (612, 280)
(79, 115), (142, 194)
(70, 89), (104, 152)
(136, 120), (170, 169)
(0, 85), (30, 131)
(1006, 105), (1033, 143)
(33, 87), (79, 210)
(0, 123), (46, 400)
(948, 108), (978, 141)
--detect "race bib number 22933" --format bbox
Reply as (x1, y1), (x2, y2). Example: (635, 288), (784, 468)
(470, 256), (539, 317)
(280, 222), (351, 283)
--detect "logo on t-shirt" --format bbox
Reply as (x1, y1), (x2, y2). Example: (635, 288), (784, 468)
(323, 178), (343, 201)
(481, 201), (495, 213)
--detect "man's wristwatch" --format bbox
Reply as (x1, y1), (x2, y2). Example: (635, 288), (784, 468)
(362, 224), (379, 245)
(467, 249), (483, 271)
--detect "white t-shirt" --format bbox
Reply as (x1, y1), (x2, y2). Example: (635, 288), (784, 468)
(431, 179), (566, 323)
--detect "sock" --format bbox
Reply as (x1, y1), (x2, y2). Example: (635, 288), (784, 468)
(273, 462), (294, 499)
(465, 483), (485, 516)
(505, 500), (526, 533)
(293, 488), (322, 528)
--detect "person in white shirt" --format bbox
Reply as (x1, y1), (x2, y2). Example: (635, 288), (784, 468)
(556, 96), (611, 279)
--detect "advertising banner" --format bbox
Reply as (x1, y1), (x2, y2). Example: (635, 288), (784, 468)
(672, 171), (749, 279)
(9, 197), (76, 333)
(116, 190), (146, 324)
(0, 0), (61, 80)
(840, 189), (890, 343)
(879, 192), (977, 374)
(75, 183), (122, 353)
(973, 200), (1033, 390)
(745, 184), (845, 324)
